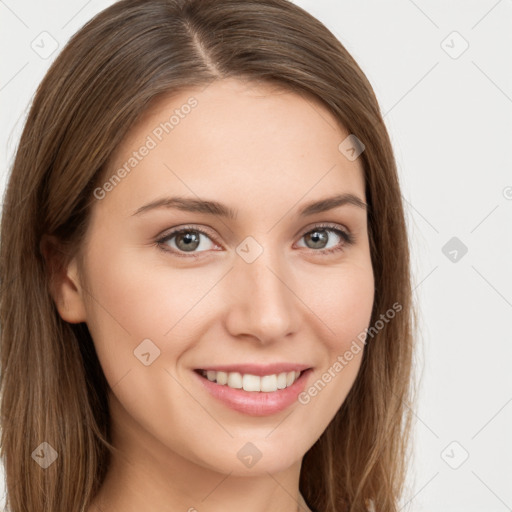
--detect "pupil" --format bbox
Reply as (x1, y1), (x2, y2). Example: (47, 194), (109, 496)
(178, 232), (199, 251)
(308, 230), (327, 249)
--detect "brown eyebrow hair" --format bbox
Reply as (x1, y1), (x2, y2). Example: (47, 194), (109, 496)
(131, 193), (369, 220)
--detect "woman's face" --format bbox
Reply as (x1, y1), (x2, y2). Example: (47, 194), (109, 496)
(59, 78), (374, 477)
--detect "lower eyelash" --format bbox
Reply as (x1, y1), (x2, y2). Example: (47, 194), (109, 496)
(308, 224), (355, 255)
(156, 226), (214, 258)
(156, 224), (355, 257)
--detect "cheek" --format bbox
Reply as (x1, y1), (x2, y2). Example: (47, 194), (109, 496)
(294, 259), (374, 420)
(80, 242), (216, 370)
(330, 277), (374, 347)
(305, 259), (375, 349)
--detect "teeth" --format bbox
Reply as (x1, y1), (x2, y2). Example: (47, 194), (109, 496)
(243, 374), (260, 391)
(201, 370), (302, 392)
(227, 372), (242, 389)
(260, 374), (277, 392)
(216, 371), (228, 385)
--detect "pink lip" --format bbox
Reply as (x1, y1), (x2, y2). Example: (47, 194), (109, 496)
(193, 368), (313, 416)
(196, 363), (311, 376)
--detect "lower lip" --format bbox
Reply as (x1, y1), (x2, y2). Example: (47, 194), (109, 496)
(193, 369), (312, 416)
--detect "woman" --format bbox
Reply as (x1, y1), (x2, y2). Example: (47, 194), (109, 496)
(0, 1), (416, 511)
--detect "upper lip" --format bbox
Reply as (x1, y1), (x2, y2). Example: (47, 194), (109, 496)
(195, 363), (311, 376)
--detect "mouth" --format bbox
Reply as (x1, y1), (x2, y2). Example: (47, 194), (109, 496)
(194, 368), (309, 393)
(193, 366), (313, 416)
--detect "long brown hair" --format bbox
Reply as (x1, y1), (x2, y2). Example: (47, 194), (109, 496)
(0, 1), (416, 510)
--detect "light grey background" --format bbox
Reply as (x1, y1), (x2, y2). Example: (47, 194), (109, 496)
(1, 1), (511, 510)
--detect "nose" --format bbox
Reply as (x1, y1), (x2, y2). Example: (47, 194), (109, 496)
(223, 244), (302, 344)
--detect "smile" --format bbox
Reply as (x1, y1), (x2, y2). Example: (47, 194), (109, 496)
(193, 367), (312, 416)
(196, 369), (303, 392)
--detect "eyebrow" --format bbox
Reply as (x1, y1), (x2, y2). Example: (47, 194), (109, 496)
(131, 193), (368, 219)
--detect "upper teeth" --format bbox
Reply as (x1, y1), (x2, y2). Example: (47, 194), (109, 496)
(201, 370), (301, 392)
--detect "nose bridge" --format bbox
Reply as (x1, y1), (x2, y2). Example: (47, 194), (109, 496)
(226, 237), (300, 342)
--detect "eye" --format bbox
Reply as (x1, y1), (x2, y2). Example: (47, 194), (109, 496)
(155, 223), (355, 258)
(295, 223), (355, 255)
(156, 225), (219, 258)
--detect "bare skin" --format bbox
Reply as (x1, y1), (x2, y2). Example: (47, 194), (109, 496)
(44, 78), (374, 512)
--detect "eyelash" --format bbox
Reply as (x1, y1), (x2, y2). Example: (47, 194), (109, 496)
(155, 223), (355, 259)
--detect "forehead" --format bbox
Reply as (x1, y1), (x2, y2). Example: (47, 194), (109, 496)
(98, 78), (366, 220)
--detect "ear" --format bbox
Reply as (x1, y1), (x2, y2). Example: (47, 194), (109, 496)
(39, 234), (87, 324)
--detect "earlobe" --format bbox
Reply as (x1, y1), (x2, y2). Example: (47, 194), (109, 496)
(39, 234), (87, 324)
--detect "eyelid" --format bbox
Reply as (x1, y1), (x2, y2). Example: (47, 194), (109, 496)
(294, 222), (355, 253)
(157, 224), (217, 241)
(155, 224), (220, 258)
(155, 222), (354, 258)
